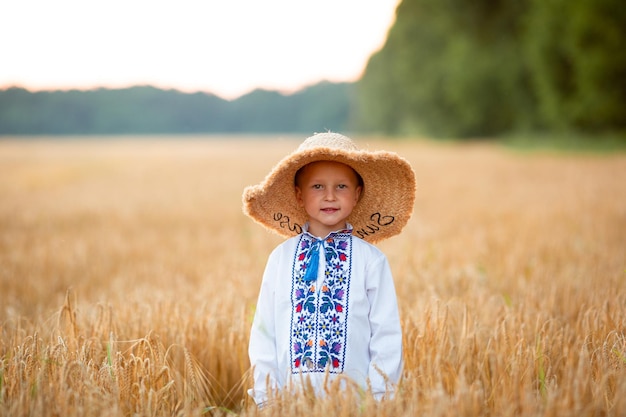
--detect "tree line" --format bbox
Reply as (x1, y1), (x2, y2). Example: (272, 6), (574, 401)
(0, 82), (354, 135)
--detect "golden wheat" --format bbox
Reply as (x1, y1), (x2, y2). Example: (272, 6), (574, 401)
(0, 136), (624, 416)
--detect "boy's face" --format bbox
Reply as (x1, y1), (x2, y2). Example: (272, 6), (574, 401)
(295, 161), (362, 238)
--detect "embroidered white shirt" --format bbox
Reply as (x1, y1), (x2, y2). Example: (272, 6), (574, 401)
(248, 224), (403, 406)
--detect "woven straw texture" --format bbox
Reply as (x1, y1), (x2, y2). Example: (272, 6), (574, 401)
(242, 132), (416, 243)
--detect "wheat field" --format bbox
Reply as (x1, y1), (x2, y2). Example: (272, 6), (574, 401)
(0, 136), (624, 416)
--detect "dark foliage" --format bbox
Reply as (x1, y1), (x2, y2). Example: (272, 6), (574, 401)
(355, 0), (626, 139)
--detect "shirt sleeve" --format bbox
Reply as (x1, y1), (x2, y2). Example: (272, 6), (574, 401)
(247, 250), (280, 407)
(366, 253), (403, 399)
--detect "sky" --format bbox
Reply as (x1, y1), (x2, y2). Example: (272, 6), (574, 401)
(1, 0), (400, 99)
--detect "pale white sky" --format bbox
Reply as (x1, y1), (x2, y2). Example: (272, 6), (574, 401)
(0, 0), (400, 99)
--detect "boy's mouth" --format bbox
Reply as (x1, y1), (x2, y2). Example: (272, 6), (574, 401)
(321, 208), (339, 213)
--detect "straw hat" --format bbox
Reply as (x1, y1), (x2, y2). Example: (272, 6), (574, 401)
(242, 132), (416, 243)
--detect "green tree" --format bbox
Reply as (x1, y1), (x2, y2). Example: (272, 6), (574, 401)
(524, 0), (626, 133)
(355, 0), (625, 138)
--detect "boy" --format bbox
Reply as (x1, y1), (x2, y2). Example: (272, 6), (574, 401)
(243, 132), (416, 407)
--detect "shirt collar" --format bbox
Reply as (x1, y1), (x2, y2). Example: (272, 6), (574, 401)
(302, 222), (353, 241)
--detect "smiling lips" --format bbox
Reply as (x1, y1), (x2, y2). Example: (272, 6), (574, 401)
(321, 208), (339, 214)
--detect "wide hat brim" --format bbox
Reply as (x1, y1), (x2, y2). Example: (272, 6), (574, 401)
(242, 133), (416, 243)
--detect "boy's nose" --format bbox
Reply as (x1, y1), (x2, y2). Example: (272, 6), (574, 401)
(324, 189), (336, 201)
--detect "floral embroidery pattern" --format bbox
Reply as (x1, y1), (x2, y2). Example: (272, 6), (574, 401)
(290, 231), (352, 373)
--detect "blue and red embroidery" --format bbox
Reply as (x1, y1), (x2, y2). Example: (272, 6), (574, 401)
(290, 231), (352, 373)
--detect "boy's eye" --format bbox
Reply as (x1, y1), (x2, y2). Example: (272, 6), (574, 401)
(337, 184), (347, 189)
(312, 184), (323, 189)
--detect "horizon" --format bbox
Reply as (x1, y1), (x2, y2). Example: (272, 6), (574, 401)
(0, 79), (353, 101)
